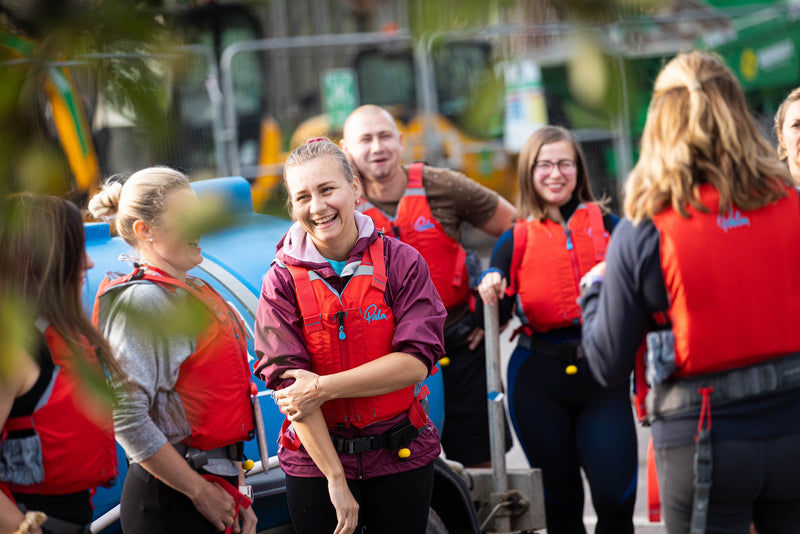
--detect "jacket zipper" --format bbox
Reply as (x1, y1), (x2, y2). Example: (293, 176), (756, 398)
(335, 308), (364, 479)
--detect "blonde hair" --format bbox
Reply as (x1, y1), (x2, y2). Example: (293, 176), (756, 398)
(89, 166), (191, 247)
(775, 86), (800, 160)
(516, 126), (603, 221)
(625, 51), (791, 223)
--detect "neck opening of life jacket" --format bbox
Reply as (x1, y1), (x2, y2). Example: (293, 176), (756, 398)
(359, 162), (472, 311)
(93, 263), (255, 451)
(282, 237), (429, 452)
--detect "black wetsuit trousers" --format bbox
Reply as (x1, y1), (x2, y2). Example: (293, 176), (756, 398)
(508, 346), (637, 534)
(657, 432), (800, 534)
(120, 463), (238, 534)
(285, 461), (434, 534)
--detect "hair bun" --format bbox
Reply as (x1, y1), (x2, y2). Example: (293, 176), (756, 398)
(88, 180), (124, 220)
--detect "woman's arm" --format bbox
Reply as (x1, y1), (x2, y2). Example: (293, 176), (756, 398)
(275, 238), (444, 421)
(580, 218), (666, 386)
(290, 410), (358, 534)
(477, 227), (514, 314)
(277, 353), (426, 420)
(0, 349), (42, 534)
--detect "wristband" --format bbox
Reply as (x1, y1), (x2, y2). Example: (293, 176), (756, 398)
(15, 511), (47, 534)
(239, 484), (253, 500)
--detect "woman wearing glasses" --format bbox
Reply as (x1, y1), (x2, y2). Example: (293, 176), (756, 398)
(477, 126), (636, 534)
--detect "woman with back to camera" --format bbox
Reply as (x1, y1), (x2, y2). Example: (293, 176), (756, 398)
(254, 138), (446, 534)
(0, 194), (119, 534)
(476, 125), (636, 534)
(775, 86), (800, 181)
(89, 167), (257, 534)
(580, 51), (800, 533)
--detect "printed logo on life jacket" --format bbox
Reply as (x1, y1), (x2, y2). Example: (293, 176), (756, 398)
(716, 209), (750, 233)
(363, 304), (388, 324)
(413, 216), (435, 233)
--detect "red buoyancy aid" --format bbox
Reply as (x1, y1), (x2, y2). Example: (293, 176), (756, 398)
(651, 184), (800, 377)
(506, 203), (608, 333)
(2, 325), (117, 495)
(93, 267), (255, 450)
(286, 238), (425, 429)
(359, 163), (470, 311)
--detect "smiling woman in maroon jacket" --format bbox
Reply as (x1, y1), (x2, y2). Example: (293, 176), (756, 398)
(254, 138), (446, 534)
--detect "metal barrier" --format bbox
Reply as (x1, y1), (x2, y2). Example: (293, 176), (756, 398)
(218, 31), (415, 179)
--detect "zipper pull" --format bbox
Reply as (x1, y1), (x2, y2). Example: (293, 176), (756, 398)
(565, 229), (574, 251)
(336, 311), (346, 340)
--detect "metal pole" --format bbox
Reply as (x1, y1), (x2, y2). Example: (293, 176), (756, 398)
(484, 300), (511, 533)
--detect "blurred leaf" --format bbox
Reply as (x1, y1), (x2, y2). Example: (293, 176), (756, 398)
(0, 294), (34, 382)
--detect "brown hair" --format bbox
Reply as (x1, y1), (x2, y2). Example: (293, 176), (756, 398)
(516, 125), (600, 221)
(625, 51), (791, 223)
(0, 193), (119, 378)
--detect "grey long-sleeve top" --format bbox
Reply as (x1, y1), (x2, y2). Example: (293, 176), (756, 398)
(97, 280), (238, 476)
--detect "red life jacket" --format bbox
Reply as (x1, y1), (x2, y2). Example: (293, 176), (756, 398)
(506, 202), (608, 333)
(286, 237), (426, 430)
(359, 162), (470, 311)
(93, 266), (255, 450)
(1, 324), (117, 495)
(651, 183), (800, 377)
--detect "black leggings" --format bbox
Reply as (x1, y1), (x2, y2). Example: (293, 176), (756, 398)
(285, 462), (435, 534)
(120, 463), (238, 534)
(508, 347), (637, 534)
(657, 432), (800, 534)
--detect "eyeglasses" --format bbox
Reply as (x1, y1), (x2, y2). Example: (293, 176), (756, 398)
(533, 159), (577, 177)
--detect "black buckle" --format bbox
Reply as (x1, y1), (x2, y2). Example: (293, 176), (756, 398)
(333, 435), (375, 454)
(331, 418), (421, 455)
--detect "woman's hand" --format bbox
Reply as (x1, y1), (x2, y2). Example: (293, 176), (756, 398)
(190, 478), (238, 531)
(585, 261), (606, 279)
(232, 503), (257, 534)
(276, 369), (322, 421)
(328, 477), (359, 534)
(478, 271), (507, 306)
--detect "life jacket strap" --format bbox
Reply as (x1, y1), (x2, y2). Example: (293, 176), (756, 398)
(200, 474), (252, 534)
(407, 162), (424, 189)
(690, 387), (714, 534)
(585, 202), (607, 262)
(330, 417), (423, 455)
(505, 220), (527, 298)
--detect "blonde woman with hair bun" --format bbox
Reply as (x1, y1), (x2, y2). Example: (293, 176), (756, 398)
(580, 51), (800, 533)
(89, 166), (258, 534)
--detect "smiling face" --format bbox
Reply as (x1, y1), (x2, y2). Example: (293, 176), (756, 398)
(286, 155), (361, 261)
(341, 106), (403, 186)
(780, 99), (800, 180)
(140, 187), (203, 279)
(532, 140), (578, 217)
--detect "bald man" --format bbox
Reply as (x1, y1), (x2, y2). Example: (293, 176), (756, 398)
(341, 105), (516, 467)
